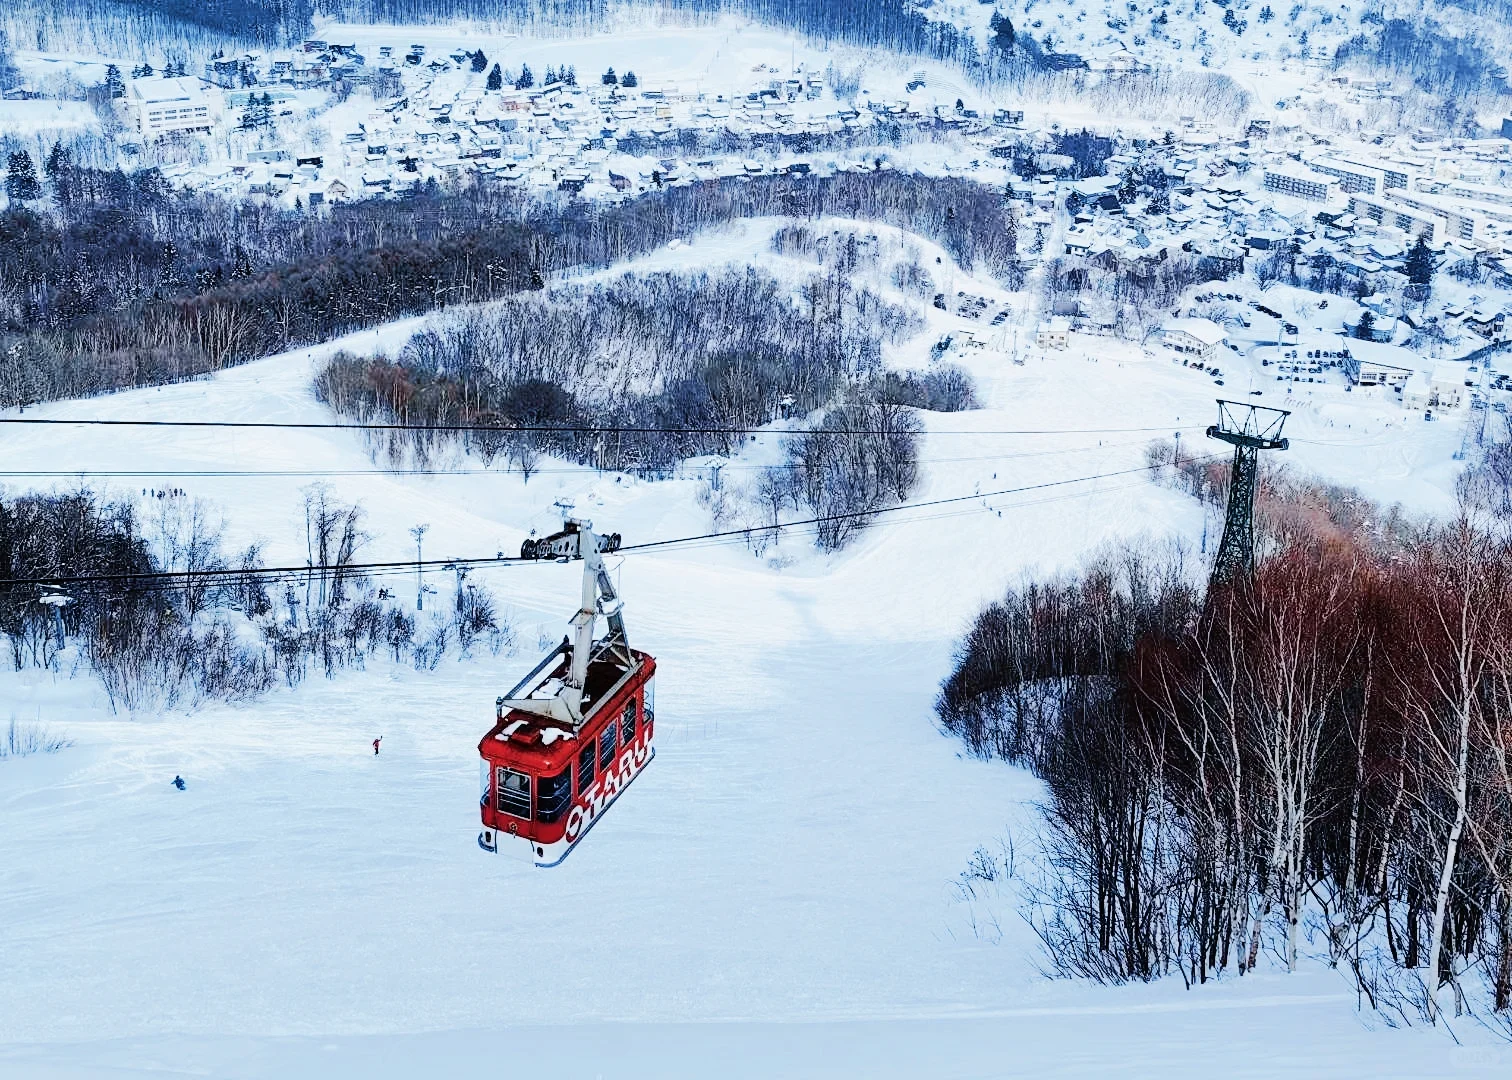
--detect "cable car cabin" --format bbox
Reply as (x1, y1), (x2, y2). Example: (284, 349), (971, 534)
(479, 648), (655, 865)
(478, 518), (654, 866)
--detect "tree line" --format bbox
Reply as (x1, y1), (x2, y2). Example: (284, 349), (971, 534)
(0, 164), (1017, 409)
(313, 259), (915, 466)
(312, 244), (969, 551)
(0, 484), (512, 711)
(1336, 18), (1510, 100)
(937, 477), (1512, 1029)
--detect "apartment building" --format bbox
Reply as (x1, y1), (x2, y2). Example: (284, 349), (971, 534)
(1311, 156), (1386, 196)
(1263, 164), (1339, 202)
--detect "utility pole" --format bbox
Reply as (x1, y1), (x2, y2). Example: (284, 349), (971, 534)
(409, 523), (429, 611)
(1206, 399), (1290, 586)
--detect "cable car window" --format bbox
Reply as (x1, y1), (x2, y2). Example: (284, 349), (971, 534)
(599, 723), (617, 769)
(536, 768), (572, 823)
(644, 677), (655, 724)
(479, 759), (492, 807)
(578, 743), (596, 794)
(496, 768), (531, 819)
(621, 698), (637, 743)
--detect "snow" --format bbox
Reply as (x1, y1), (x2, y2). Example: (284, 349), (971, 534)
(0, 98), (96, 136)
(0, 225), (1508, 1076)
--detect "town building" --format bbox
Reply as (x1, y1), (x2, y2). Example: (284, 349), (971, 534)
(128, 77), (215, 138)
(1263, 164), (1339, 202)
(1384, 188), (1511, 246)
(1348, 193), (1444, 243)
(1311, 156), (1386, 196)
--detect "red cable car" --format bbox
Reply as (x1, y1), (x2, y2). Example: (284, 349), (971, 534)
(478, 520), (656, 866)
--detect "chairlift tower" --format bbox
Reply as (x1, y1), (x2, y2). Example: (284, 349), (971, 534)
(1206, 399), (1290, 585)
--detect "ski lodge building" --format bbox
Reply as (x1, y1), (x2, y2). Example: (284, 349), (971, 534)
(1161, 318), (1226, 362)
(1402, 363), (1469, 411)
(1035, 316), (1071, 350)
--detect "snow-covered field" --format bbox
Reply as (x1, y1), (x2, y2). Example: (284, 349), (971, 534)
(0, 223), (1506, 1077)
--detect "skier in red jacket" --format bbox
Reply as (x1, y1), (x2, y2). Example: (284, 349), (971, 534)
(373, 736), (382, 756)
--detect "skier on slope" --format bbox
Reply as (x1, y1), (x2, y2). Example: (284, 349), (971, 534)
(373, 736), (382, 756)
(172, 776), (185, 790)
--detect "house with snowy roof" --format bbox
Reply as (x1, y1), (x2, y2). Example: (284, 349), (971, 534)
(1161, 318), (1226, 362)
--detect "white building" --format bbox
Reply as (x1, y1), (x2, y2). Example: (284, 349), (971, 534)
(1430, 363), (1468, 409)
(128, 77), (214, 138)
(1311, 156), (1387, 196)
(1036, 316), (1070, 350)
(1348, 193), (1444, 244)
(1341, 339), (1422, 387)
(1162, 318), (1226, 362)
(1263, 164), (1340, 203)
(1404, 365), (1469, 410)
(1347, 354), (1413, 388)
(1402, 372), (1432, 410)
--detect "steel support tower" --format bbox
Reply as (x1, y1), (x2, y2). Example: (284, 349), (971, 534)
(1206, 399), (1290, 585)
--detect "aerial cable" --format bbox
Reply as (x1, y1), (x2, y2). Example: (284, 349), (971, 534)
(617, 456), (1224, 554)
(0, 436), (1167, 481)
(0, 455), (1221, 591)
(0, 416), (1205, 438)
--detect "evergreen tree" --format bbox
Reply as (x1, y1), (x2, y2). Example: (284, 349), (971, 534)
(471, 50), (487, 74)
(1406, 234), (1435, 286)
(564, 65), (577, 86)
(1354, 309), (1376, 340)
(487, 63), (502, 91)
(43, 141), (74, 205)
(5, 150), (40, 201)
(515, 63), (534, 90)
(545, 65), (557, 85)
(620, 70), (637, 88)
(602, 67), (617, 85)
(989, 11), (1016, 52)
(105, 63), (125, 99)
(239, 93), (272, 131)
(44, 141), (70, 183)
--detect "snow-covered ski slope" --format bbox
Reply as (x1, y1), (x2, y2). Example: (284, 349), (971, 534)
(0, 225), (1505, 1077)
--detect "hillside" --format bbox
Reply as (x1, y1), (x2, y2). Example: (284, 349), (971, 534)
(1, 223), (1506, 1075)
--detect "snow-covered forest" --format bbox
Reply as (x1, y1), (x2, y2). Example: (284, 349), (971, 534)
(939, 462), (1512, 1023)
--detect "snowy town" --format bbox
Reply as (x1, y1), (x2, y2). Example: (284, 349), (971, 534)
(1, 26), (1493, 436)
